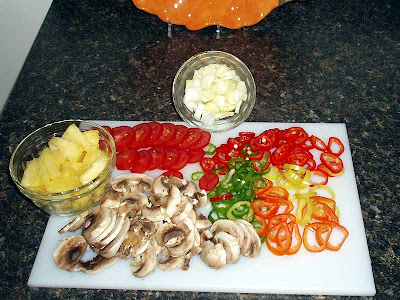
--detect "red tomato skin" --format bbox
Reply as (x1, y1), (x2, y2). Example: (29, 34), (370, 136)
(199, 172), (219, 191)
(161, 170), (183, 179)
(116, 148), (139, 170)
(147, 147), (167, 170)
(130, 149), (151, 173)
(156, 123), (177, 146)
(144, 122), (163, 148)
(190, 131), (211, 150)
(131, 123), (152, 149)
(168, 150), (190, 170)
(168, 125), (189, 147)
(159, 148), (180, 170)
(187, 149), (205, 163)
(112, 126), (134, 152)
(179, 128), (202, 149)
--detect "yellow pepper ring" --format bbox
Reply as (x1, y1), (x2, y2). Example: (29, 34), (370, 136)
(310, 184), (336, 200)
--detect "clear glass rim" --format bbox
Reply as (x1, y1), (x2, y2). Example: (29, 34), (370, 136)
(172, 51), (256, 132)
(9, 119), (116, 201)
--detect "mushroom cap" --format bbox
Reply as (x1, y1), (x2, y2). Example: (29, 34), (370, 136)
(111, 173), (153, 194)
(212, 231), (241, 264)
(235, 220), (261, 258)
(82, 207), (117, 245)
(210, 219), (244, 248)
(171, 195), (193, 224)
(200, 240), (227, 270)
(78, 255), (118, 274)
(53, 235), (88, 272)
(58, 209), (94, 234)
(131, 244), (157, 278)
(99, 217), (131, 258)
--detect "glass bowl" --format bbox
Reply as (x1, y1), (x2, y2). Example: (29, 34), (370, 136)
(9, 120), (116, 216)
(173, 51), (256, 132)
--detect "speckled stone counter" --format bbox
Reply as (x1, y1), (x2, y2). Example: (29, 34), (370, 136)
(1, 0), (399, 299)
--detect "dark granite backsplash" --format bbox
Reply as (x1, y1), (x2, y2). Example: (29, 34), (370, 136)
(0, 0), (399, 299)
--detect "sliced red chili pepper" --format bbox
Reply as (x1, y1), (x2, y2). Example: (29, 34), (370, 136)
(310, 170), (329, 186)
(310, 135), (327, 152)
(272, 143), (292, 164)
(320, 152), (344, 174)
(303, 157), (316, 171)
(317, 164), (345, 177)
(200, 157), (216, 173)
(279, 127), (308, 145)
(252, 131), (275, 150)
(266, 222), (292, 256)
(328, 137), (345, 156)
(161, 170), (183, 179)
(286, 152), (308, 166)
(239, 132), (256, 139)
(199, 172), (219, 191)
(252, 150), (271, 172)
(303, 222), (333, 252)
(267, 214), (296, 231)
(287, 221), (302, 255)
(209, 193), (234, 202)
(250, 199), (279, 219)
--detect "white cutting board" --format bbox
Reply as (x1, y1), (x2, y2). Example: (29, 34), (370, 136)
(28, 122), (376, 296)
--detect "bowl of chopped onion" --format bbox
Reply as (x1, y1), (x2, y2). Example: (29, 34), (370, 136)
(172, 51), (256, 132)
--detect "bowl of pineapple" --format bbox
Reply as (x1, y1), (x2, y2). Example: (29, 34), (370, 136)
(9, 120), (116, 216)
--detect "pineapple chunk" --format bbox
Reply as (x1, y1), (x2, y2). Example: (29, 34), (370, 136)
(81, 147), (100, 166)
(62, 124), (91, 149)
(21, 158), (43, 189)
(83, 130), (100, 145)
(44, 167), (81, 193)
(39, 148), (61, 179)
(48, 137), (84, 162)
(79, 152), (109, 184)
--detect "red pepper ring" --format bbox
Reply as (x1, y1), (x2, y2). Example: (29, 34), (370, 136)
(287, 221), (302, 255)
(209, 193), (234, 202)
(200, 157), (216, 173)
(267, 214), (296, 231)
(251, 132), (275, 150)
(310, 170), (329, 186)
(250, 199), (279, 219)
(303, 222), (333, 252)
(320, 152), (344, 174)
(266, 222), (292, 256)
(254, 215), (268, 237)
(272, 143), (292, 163)
(310, 135), (327, 152)
(316, 221), (349, 251)
(311, 201), (339, 223)
(328, 137), (345, 157)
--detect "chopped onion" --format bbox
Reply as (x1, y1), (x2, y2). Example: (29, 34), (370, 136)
(183, 63), (248, 126)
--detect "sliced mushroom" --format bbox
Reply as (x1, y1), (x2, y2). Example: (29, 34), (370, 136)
(131, 244), (157, 278)
(180, 180), (197, 197)
(111, 174), (153, 194)
(234, 221), (252, 256)
(58, 209), (94, 234)
(171, 195), (193, 224)
(155, 222), (187, 248)
(142, 185), (181, 222)
(152, 175), (170, 196)
(116, 229), (148, 259)
(53, 236), (88, 272)
(212, 231), (241, 264)
(193, 208), (212, 232)
(200, 240), (227, 270)
(78, 255), (118, 274)
(95, 214), (126, 249)
(99, 217), (131, 258)
(82, 207), (117, 246)
(101, 190), (123, 209)
(193, 191), (207, 208)
(118, 192), (147, 217)
(157, 254), (184, 271)
(168, 218), (195, 257)
(210, 219), (244, 249)
(235, 220), (261, 258)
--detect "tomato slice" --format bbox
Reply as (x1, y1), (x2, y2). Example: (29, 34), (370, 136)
(112, 126), (134, 152)
(156, 123), (177, 146)
(143, 122), (163, 148)
(179, 128), (202, 149)
(116, 148), (139, 170)
(160, 148), (180, 170)
(168, 125), (189, 147)
(199, 172), (219, 191)
(187, 149), (205, 163)
(190, 131), (211, 150)
(168, 149), (190, 170)
(147, 147), (167, 170)
(161, 170), (183, 179)
(130, 123), (152, 149)
(130, 149), (151, 173)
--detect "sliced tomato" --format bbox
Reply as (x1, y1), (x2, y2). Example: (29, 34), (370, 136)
(168, 125), (189, 147)
(112, 126), (134, 152)
(187, 149), (205, 163)
(130, 149), (151, 173)
(147, 147), (167, 170)
(144, 122), (163, 148)
(101, 125), (113, 135)
(156, 123), (177, 146)
(131, 123), (152, 149)
(168, 149), (190, 170)
(160, 148), (180, 170)
(161, 170), (183, 179)
(179, 128), (202, 149)
(116, 148), (139, 170)
(199, 172), (219, 191)
(190, 131), (211, 150)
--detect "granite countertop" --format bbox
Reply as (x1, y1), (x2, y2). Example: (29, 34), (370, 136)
(1, 0), (399, 299)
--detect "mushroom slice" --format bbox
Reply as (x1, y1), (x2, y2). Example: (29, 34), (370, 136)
(168, 218), (195, 257)
(79, 255), (118, 274)
(210, 219), (244, 248)
(235, 221), (252, 256)
(111, 173), (153, 194)
(83, 207), (117, 246)
(95, 214), (126, 249)
(171, 195), (193, 224)
(193, 191), (207, 208)
(53, 236), (88, 272)
(156, 222), (187, 248)
(157, 254), (184, 271)
(212, 231), (241, 264)
(101, 190), (123, 209)
(235, 220), (261, 258)
(180, 180), (197, 197)
(142, 185), (181, 222)
(99, 217), (131, 258)
(193, 208), (212, 232)
(118, 192), (147, 217)
(131, 244), (157, 278)
(166, 176), (185, 188)
(116, 230), (148, 259)
(58, 209), (94, 234)
(152, 175), (170, 196)
(200, 240), (227, 270)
